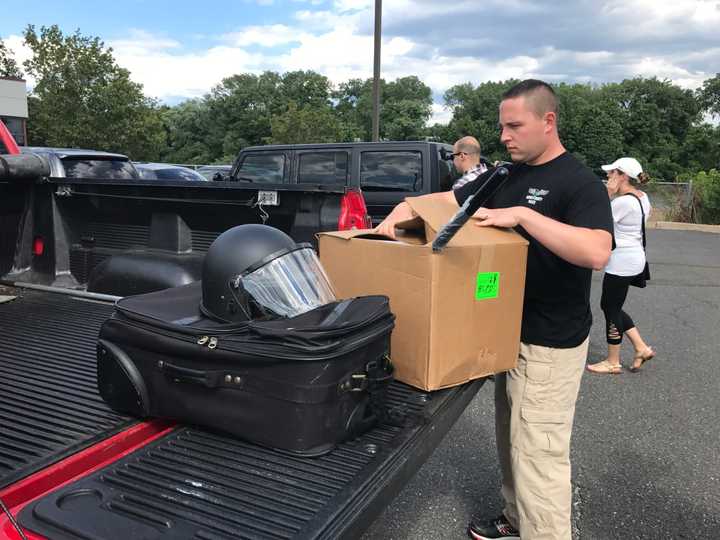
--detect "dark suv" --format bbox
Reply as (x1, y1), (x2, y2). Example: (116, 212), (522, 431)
(230, 141), (459, 223)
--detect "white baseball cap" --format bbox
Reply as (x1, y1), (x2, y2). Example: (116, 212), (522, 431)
(601, 157), (643, 180)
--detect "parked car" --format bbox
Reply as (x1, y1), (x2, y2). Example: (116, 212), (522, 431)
(196, 164), (232, 181)
(134, 162), (209, 181)
(20, 147), (140, 179)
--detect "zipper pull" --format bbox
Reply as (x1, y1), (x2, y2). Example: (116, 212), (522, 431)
(197, 335), (209, 345)
(208, 337), (218, 350)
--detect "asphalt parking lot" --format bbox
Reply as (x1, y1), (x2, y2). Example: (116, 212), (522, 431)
(362, 228), (720, 540)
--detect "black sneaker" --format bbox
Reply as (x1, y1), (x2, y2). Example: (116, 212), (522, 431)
(467, 513), (520, 540)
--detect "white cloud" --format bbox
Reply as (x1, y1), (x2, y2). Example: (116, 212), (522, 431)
(109, 29), (181, 56)
(333, 0), (372, 12)
(603, 0), (720, 38)
(224, 25), (304, 47)
(4, 34), (34, 85)
(430, 103), (452, 125)
(109, 36), (268, 99)
(5, 0), (719, 121)
(4, 34), (31, 63)
(630, 56), (707, 89)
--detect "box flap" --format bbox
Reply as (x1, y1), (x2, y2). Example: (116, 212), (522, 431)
(317, 227), (426, 245)
(405, 196), (458, 234)
(317, 228), (377, 240)
(405, 197), (529, 247)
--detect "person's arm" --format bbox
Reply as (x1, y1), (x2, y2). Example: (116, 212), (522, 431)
(374, 191), (457, 239)
(473, 206), (612, 270)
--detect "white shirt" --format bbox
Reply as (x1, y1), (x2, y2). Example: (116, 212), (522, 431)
(452, 163), (488, 190)
(605, 193), (652, 276)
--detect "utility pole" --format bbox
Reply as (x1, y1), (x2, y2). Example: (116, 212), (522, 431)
(371, 0), (382, 142)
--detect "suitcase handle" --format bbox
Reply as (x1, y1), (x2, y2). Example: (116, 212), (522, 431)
(160, 362), (218, 387)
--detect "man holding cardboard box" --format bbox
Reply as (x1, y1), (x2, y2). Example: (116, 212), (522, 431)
(375, 80), (613, 540)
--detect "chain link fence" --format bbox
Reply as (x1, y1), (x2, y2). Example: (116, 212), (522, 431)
(642, 181), (693, 222)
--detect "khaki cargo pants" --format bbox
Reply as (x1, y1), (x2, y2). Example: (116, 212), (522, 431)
(495, 338), (588, 540)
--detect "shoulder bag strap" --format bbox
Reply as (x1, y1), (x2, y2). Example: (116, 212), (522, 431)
(624, 192), (646, 249)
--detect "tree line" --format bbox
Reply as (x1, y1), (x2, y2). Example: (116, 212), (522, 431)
(2, 25), (719, 185)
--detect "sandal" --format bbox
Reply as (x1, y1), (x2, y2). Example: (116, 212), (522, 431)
(630, 347), (655, 372)
(586, 360), (623, 374)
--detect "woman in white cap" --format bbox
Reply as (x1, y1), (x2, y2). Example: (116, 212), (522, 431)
(587, 157), (655, 374)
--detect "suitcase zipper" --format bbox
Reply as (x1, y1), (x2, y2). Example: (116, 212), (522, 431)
(110, 314), (392, 362)
(109, 316), (220, 351)
(115, 299), (388, 338)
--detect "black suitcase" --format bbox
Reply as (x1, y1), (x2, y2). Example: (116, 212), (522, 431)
(97, 282), (395, 456)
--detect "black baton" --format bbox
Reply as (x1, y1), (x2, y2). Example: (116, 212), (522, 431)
(431, 165), (511, 253)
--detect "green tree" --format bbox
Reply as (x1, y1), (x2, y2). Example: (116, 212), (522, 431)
(554, 83), (624, 171)
(599, 78), (701, 180)
(381, 76), (433, 140)
(443, 80), (518, 161)
(333, 76), (433, 141)
(680, 123), (720, 173)
(693, 169), (720, 224)
(159, 100), (217, 164)
(22, 25), (165, 160)
(0, 37), (23, 78)
(677, 168), (720, 224)
(270, 101), (341, 144)
(202, 70), (335, 161)
(698, 73), (720, 117)
(279, 70), (333, 109)
(333, 78), (372, 140)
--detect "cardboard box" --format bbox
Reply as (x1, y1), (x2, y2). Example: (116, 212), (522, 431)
(318, 196), (528, 391)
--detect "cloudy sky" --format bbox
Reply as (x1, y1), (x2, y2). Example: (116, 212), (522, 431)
(2, 0), (719, 123)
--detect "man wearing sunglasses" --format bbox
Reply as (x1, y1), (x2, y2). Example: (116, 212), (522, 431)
(452, 135), (488, 189)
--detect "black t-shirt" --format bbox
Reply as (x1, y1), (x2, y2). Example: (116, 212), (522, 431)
(454, 152), (613, 348)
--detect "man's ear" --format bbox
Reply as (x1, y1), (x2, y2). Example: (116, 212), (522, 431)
(544, 111), (557, 132)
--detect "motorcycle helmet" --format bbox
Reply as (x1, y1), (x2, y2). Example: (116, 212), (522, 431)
(200, 224), (336, 322)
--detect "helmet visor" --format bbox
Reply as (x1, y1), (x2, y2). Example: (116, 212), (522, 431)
(235, 247), (336, 318)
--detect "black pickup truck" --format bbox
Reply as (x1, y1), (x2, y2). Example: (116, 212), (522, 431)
(0, 151), (483, 540)
(231, 141), (459, 225)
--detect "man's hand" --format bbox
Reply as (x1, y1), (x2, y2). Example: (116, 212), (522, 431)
(373, 201), (415, 239)
(475, 204), (611, 269)
(473, 206), (525, 228)
(373, 191), (459, 239)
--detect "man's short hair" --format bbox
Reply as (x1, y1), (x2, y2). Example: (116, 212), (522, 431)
(502, 79), (558, 118)
(455, 135), (481, 155)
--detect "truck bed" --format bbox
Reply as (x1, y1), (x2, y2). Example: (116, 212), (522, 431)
(0, 288), (133, 489)
(0, 287), (483, 539)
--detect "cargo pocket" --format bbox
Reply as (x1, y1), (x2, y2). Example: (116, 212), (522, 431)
(519, 407), (571, 458)
(522, 356), (553, 407)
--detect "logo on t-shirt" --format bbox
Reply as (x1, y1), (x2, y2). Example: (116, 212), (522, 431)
(526, 188), (550, 205)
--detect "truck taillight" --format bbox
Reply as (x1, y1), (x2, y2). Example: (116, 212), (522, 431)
(338, 189), (372, 231)
(33, 236), (44, 256)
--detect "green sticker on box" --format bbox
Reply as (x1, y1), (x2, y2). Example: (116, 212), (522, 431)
(475, 272), (499, 300)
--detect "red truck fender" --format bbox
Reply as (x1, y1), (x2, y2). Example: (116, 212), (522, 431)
(0, 119), (21, 155)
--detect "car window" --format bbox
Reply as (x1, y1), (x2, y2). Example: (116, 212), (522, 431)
(62, 158), (138, 179)
(237, 153), (286, 183)
(437, 148), (457, 191)
(154, 168), (207, 181)
(360, 151), (422, 191)
(298, 152), (348, 184)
